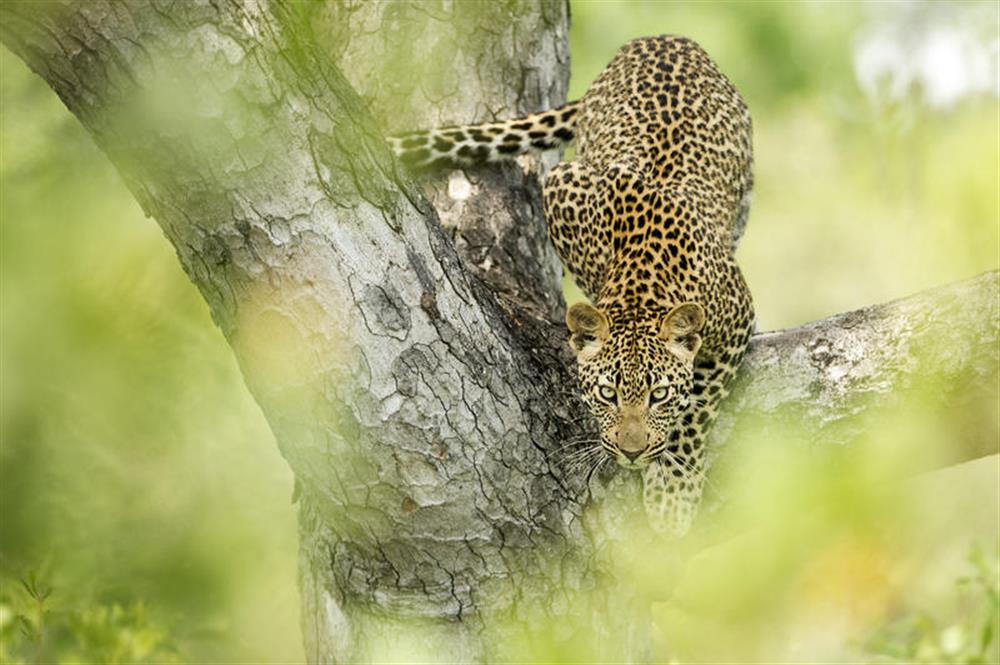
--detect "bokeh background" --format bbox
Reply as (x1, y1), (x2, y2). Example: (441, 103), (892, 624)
(2, 1), (997, 662)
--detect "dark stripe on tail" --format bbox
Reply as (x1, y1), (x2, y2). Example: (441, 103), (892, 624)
(389, 101), (581, 170)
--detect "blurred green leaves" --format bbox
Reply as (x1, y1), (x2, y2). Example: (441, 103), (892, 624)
(866, 544), (999, 664)
(1, 43), (302, 662)
(1, 570), (180, 664)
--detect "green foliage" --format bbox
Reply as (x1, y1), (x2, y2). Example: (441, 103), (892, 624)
(0, 42), (302, 663)
(1, 571), (181, 664)
(866, 545), (999, 664)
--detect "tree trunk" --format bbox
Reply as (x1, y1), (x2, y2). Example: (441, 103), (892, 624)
(2, 2), (996, 662)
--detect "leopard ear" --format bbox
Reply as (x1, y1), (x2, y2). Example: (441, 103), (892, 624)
(659, 302), (705, 360)
(566, 302), (609, 359)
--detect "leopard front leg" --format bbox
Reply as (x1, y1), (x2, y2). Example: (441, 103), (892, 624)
(643, 352), (740, 536)
(642, 432), (709, 538)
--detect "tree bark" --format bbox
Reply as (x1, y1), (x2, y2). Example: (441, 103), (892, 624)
(717, 271), (998, 457)
(705, 270), (999, 523)
(2, 1), (996, 662)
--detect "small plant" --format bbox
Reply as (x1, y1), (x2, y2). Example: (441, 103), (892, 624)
(865, 544), (1000, 664)
(0, 569), (182, 664)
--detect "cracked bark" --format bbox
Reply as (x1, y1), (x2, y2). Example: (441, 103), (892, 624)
(2, 1), (996, 662)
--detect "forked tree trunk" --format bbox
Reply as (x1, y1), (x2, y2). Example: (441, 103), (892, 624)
(2, 2), (996, 662)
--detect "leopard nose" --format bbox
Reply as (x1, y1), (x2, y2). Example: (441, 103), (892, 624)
(622, 449), (643, 462)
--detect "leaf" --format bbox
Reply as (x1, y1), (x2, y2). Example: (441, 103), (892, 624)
(981, 618), (995, 654)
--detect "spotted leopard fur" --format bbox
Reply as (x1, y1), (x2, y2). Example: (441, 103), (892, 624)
(389, 102), (580, 169)
(391, 36), (755, 537)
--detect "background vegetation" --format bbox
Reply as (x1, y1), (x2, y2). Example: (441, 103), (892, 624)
(2, 1), (997, 662)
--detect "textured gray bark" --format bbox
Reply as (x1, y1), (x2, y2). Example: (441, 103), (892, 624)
(705, 270), (1000, 520)
(718, 271), (999, 457)
(2, 1), (996, 662)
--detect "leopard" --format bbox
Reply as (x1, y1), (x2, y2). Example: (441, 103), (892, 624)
(390, 35), (755, 537)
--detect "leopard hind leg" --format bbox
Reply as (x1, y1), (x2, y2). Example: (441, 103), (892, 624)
(542, 160), (612, 301)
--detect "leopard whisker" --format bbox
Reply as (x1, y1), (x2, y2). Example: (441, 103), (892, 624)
(584, 452), (609, 485)
(562, 444), (603, 466)
(561, 432), (602, 442)
(563, 445), (601, 461)
(548, 438), (602, 457)
(657, 449), (723, 499)
(569, 455), (597, 475)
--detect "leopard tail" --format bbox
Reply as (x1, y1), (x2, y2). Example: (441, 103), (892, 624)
(388, 100), (581, 170)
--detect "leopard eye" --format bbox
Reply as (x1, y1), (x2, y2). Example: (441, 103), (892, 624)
(649, 386), (669, 405)
(598, 385), (617, 403)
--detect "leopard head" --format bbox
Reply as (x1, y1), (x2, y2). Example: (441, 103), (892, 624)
(566, 301), (705, 469)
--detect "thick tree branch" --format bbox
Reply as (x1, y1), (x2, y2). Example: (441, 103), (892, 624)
(719, 271), (999, 456)
(701, 270), (1000, 519)
(3, 1), (996, 662)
